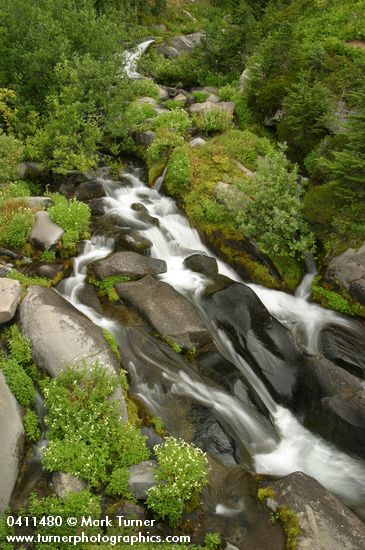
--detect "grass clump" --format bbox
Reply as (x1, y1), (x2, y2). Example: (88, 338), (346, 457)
(0, 205), (34, 249)
(48, 194), (90, 251)
(146, 437), (209, 526)
(41, 363), (149, 488)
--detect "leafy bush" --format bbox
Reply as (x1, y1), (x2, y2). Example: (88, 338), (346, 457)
(193, 108), (233, 134)
(48, 194), (90, 250)
(130, 79), (160, 101)
(0, 206), (34, 249)
(40, 249), (57, 262)
(153, 110), (191, 135)
(42, 363), (149, 487)
(223, 148), (315, 258)
(147, 437), (209, 525)
(23, 409), (41, 442)
(140, 51), (201, 87)
(0, 130), (24, 183)
(165, 99), (184, 111)
(0, 181), (31, 201)
(125, 101), (157, 129)
(165, 146), (191, 196)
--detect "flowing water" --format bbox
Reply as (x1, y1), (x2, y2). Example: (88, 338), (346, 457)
(122, 39), (155, 79)
(58, 168), (365, 517)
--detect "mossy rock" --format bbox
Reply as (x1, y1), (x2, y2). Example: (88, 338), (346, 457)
(148, 158), (167, 186)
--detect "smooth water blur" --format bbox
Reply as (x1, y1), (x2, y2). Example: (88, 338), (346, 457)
(58, 168), (365, 516)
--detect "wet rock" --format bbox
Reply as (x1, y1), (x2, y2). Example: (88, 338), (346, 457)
(325, 243), (365, 296)
(296, 354), (365, 458)
(133, 130), (156, 147)
(270, 472), (365, 550)
(131, 203), (148, 214)
(87, 199), (105, 216)
(25, 262), (68, 280)
(114, 502), (146, 521)
(77, 283), (103, 314)
(189, 137), (206, 147)
(50, 170), (88, 196)
(93, 216), (152, 252)
(0, 371), (24, 514)
(128, 460), (158, 500)
(75, 180), (105, 202)
(30, 211), (64, 250)
(0, 247), (22, 260)
(52, 472), (87, 498)
(203, 282), (302, 405)
(189, 101), (235, 116)
(116, 276), (211, 349)
(184, 253), (218, 278)
(320, 324), (365, 377)
(0, 278), (21, 323)
(93, 251), (166, 279)
(191, 405), (236, 465)
(19, 286), (120, 378)
(140, 427), (164, 455)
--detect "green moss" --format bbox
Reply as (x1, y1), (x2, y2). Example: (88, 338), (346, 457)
(148, 158), (167, 186)
(257, 486), (275, 501)
(312, 280), (365, 317)
(102, 329), (121, 360)
(165, 145), (191, 197)
(89, 274), (131, 301)
(272, 506), (301, 550)
(270, 255), (304, 290)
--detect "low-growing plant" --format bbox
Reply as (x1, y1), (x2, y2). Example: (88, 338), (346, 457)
(102, 328), (121, 360)
(40, 249), (57, 262)
(23, 409), (41, 442)
(7, 269), (52, 291)
(271, 506), (301, 550)
(0, 355), (35, 407)
(204, 532), (221, 550)
(130, 79), (160, 102)
(151, 416), (165, 436)
(165, 99), (184, 111)
(165, 145), (191, 196)
(0, 181), (31, 201)
(48, 194), (90, 250)
(7, 324), (33, 367)
(42, 363), (149, 487)
(0, 206), (34, 249)
(28, 491), (101, 549)
(153, 109), (191, 135)
(311, 284), (364, 317)
(106, 466), (131, 498)
(89, 274), (131, 301)
(147, 437), (209, 525)
(193, 108), (233, 134)
(147, 129), (184, 164)
(125, 101), (157, 129)
(192, 91), (210, 103)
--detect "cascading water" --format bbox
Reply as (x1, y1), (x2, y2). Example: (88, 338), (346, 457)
(59, 168), (365, 517)
(122, 39), (155, 79)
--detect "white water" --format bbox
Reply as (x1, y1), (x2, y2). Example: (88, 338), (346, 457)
(123, 40), (155, 79)
(59, 169), (365, 516)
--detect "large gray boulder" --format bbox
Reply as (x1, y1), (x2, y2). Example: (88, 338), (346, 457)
(19, 286), (120, 378)
(30, 211), (64, 250)
(0, 372), (24, 513)
(92, 251), (166, 280)
(325, 243), (365, 304)
(269, 472), (365, 550)
(115, 275), (210, 349)
(0, 278), (21, 323)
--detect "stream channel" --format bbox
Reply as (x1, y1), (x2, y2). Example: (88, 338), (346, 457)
(57, 166), (365, 518)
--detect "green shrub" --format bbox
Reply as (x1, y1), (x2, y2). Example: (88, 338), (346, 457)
(146, 437), (209, 525)
(165, 145), (191, 196)
(147, 129), (184, 164)
(48, 194), (90, 250)
(193, 108), (233, 134)
(204, 533), (221, 550)
(125, 101), (157, 129)
(102, 328), (121, 360)
(0, 181), (31, 201)
(42, 363), (149, 487)
(40, 249), (57, 262)
(24, 409), (41, 442)
(140, 51), (201, 87)
(0, 206), (34, 249)
(165, 99), (184, 111)
(106, 466), (131, 497)
(153, 109), (191, 135)
(0, 356), (35, 407)
(192, 91), (209, 103)
(8, 325), (33, 366)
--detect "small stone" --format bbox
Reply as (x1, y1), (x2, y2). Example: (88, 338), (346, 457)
(52, 472), (87, 498)
(189, 137), (206, 148)
(0, 279), (21, 324)
(128, 460), (158, 500)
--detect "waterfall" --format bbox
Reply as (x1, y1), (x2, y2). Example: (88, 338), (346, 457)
(58, 168), (365, 517)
